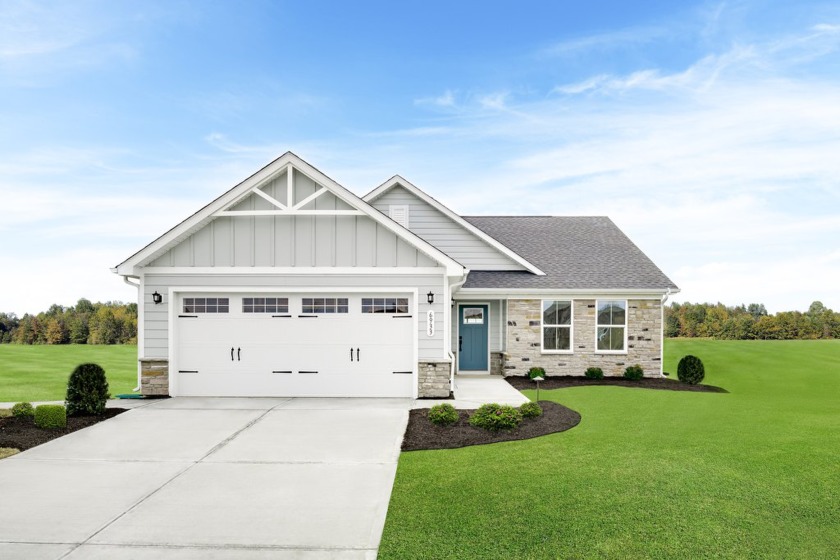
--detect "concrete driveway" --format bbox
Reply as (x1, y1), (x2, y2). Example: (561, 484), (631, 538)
(0, 397), (411, 560)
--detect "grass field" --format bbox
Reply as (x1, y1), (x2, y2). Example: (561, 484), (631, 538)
(379, 339), (840, 559)
(0, 345), (138, 402)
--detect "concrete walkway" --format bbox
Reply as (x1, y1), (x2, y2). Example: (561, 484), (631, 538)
(414, 375), (530, 409)
(0, 398), (411, 560)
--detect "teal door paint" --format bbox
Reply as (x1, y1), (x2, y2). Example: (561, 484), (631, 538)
(459, 305), (489, 371)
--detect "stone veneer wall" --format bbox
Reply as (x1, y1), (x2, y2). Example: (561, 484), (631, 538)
(505, 299), (662, 377)
(140, 358), (169, 396)
(418, 360), (452, 397)
(490, 352), (505, 376)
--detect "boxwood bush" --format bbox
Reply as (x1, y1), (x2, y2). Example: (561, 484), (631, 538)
(519, 401), (543, 418)
(34, 405), (67, 429)
(678, 355), (706, 385)
(66, 363), (110, 416)
(528, 366), (546, 379)
(584, 367), (604, 379)
(11, 402), (35, 418)
(469, 403), (523, 431)
(624, 364), (644, 381)
(428, 403), (459, 426)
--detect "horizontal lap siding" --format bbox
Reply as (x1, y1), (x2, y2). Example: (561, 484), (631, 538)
(142, 273), (446, 361)
(371, 187), (524, 270)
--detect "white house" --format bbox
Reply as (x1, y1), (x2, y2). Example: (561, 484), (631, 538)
(114, 152), (678, 398)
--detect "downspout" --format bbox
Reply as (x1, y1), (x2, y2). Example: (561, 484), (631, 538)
(123, 275), (142, 392)
(447, 270), (469, 389)
(660, 288), (671, 378)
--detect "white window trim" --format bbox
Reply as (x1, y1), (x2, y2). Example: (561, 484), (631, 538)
(595, 299), (628, 354)
(540, 299), (574, 354)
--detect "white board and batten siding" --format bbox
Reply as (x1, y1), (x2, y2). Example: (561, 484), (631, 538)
(370, 185), (525, 271)
(149, 170), (439, 269)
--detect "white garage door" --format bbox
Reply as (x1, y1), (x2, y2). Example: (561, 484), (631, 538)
(175, 293), (415, 397)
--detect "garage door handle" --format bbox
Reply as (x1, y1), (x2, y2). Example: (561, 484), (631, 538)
(356, 348), (360, 362)
(350, 347), (354, 362)
(459, 336), (462, 352)
(231, 347), (234, 361)
(237, 347), (241, 361)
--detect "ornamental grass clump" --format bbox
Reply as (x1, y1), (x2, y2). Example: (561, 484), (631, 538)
(469, 403), (523, 432)
(66, 363), (110, 416)
(623, 364), (644, 381)
(519, 401), (543, 419)
(34, 405), (67, 429)
(585, 367), (604, 379)
(11, 402), (35, 418)
(678, 355), (706, 385)
(428, 403), (459, 426)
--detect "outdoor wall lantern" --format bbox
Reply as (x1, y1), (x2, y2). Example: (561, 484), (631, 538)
(427, 291), (435, 305)
(152, 291), (163, 305)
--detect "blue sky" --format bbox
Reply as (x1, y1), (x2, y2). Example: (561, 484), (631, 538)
(1, 0), (839, 315)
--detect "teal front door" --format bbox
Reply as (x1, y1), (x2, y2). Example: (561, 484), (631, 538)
(459, 305), (488, 371)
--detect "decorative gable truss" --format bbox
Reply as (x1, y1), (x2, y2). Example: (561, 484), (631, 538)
(115, 153), (465, 276)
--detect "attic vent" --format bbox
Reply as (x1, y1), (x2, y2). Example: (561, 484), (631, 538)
(389, 204), (409, 228)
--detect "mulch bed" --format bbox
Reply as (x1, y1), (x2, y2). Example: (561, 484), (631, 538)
(403, 401), (581, 451)
(0, 408), (127, 452)
(505, 376), (728, 393)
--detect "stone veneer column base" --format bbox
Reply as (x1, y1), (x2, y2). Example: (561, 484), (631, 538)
(490, 352), (505, 376)
(418, 360), (452, 398)
(139, 358), (169, 396)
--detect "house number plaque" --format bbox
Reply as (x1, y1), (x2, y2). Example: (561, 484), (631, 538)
(426, 310), (435, 337)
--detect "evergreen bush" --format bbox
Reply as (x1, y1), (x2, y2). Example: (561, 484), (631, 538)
(519, 401), (543, 418)
(34, 405), (66, 429)
(678, 355), (706, 385)
(623, 364), (644, 381)
(584, 367), (604, 379)
(66, 363), (110, 416)
(11, 402), (35, 418)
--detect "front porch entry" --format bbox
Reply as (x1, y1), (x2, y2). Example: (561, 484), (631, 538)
(458, 304), (489, 373)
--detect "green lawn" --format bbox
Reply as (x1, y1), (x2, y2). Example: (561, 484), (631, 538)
(0, 344), (138, 402)
(379, 340), (840, 559)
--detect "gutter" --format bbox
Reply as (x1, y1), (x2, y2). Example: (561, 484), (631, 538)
(123, 275), (142, 392)
(447, 270), (470, 391)
(660, 288), (672, 378)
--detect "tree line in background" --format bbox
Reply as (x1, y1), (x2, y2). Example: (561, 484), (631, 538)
(665, 301), (840, 340)
(0, 299), (137, 345)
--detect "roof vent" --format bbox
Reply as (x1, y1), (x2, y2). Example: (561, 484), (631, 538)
(389, 204), (409, 228)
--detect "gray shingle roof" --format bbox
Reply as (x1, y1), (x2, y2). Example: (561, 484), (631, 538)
(461, 216), (678, 291)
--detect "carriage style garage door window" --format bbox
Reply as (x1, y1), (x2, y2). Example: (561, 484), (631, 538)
(175, 293), (415, 397)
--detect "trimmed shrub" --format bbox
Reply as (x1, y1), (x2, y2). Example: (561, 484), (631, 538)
(469, 403), (523, 431)
(11, 402), (35, 418)
(584, 367), (604, 379)
(519, 401), (543, 418)
(428, 403), (459, 426)
(528, 366), (546, 379)
(678, 355), (706, 385)
(624, 364), (644, 381)
(66, 363), (110, 416)
(34, 405), (67, 429)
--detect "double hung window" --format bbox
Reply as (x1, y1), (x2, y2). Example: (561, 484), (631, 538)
(596, 300), (627, 352)
(542, 300), (572, 352)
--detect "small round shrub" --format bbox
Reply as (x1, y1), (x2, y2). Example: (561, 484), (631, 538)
(66, 363), (110, 416)
(584, 367), (604, 379)
(624, 364), (644, 381)
(469, 403), (523, 431)
(677, 355), (705, 385)
(428, 403), (459, 426)
(519, 401), (543, 418)
(528, 366), (546, 379)
(11, 402), (35, 418)
(34, 405), (67, 429)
